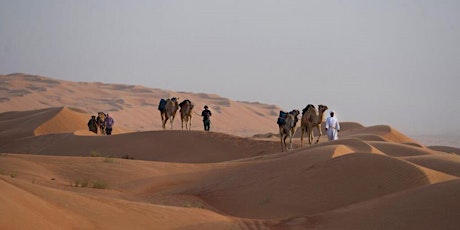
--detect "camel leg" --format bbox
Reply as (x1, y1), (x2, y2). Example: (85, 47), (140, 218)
(315, 127), (322, 144)
(162, 116), (168, 130)
(283, 135), (288, 152)
(170, 115), (176, 130)
(300, 128), (304, 147)
(161, 113), (166, 129)
(280, 128), (286, 152)
(280, 135), (284, 152)
(288, 134), (293, 151)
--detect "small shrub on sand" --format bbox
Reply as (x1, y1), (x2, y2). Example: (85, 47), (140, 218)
(0, 170), (16, 178)
(9, 171), (18, 178)
(90, 150), (102, 157)
(72, 179), (107, 189)
(92, 181), (107, 189)
(120, 155), (135, 160)
(184, 202), (205, 209)
(74, 179), (89, 188)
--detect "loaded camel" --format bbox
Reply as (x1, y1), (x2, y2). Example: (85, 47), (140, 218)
(159, 97), (179, 130)
(179, 99), (194, 130)
(300, 104), (328, 146)
(278, 109), (300, 152)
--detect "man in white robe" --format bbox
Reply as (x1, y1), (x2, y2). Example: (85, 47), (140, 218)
(325, 111), (340, 141)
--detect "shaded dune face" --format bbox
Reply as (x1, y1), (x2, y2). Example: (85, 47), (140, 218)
(188, 153), (439, 219)
(2, 75), (460, 229)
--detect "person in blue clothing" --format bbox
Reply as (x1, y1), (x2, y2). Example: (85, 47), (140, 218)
(104, 113), (115, 135)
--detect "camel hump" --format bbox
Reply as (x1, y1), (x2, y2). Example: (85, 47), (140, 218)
(179, 99), (192, 107)
(302, 104), (314, 115)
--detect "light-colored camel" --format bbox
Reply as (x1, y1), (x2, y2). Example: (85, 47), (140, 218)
(279, 109), (300, 152)
(179, 99), (194, 130)
(161, 97), (179, 130)
(96, 112), (106, 135)
(300, 104), (328, 146)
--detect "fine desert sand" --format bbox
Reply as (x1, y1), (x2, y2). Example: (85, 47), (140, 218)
(1, 73), (460, 229)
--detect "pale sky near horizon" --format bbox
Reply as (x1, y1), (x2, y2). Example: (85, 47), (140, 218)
(1, 1), (459, 136)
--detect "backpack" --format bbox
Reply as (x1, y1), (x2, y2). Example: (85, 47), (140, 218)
(158, 99), (167, 111)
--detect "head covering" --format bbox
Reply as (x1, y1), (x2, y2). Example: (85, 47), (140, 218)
(330, 110), (335, 114)
(204, 105), (208, 109)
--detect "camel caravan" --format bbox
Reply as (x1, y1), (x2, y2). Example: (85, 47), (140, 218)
(277, 104), (329, 152)
(158, 97), (195, 130)
(87, 112), (111, 135)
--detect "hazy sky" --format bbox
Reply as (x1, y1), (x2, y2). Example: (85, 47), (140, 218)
(1, 1), (459, 136)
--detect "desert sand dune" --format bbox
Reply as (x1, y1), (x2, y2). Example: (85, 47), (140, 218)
(0, 74), (282, 136)
(403, 153), (460, 177)
(273, 179), (460, 230)
(428, 145), (460, 155)
(188, 152), (454, 219)
(367, 141), (433, 157)
(2, 74), (460, 229)
(0, 130), (280, 163)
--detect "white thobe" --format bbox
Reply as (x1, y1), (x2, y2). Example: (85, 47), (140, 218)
(326, 116), (340, 140)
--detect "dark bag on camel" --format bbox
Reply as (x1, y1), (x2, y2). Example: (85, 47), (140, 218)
(277, 111), (288, 125)
(158, 99), (167, 111)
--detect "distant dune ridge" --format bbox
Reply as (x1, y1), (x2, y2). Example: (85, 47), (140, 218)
(1, 74), (460, 229)
(0, 73), (281, 136)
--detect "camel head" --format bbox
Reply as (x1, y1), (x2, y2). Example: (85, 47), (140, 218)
(318, 105), (328, 113)
(290, 109), (300, 126)
(290, 109), (300, 118)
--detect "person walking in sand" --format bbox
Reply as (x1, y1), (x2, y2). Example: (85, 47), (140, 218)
(104, 113), (115, 135)
(325, 110), (340, 141)
(201, 105), (212, 131)
(87, 115), (98, 134)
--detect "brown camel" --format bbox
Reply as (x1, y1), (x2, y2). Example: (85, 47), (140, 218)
(160, 97), (179, 130)
(300, 104), (328, 146)
(279, 109), (300, 152)
(179, 99), (194, 130)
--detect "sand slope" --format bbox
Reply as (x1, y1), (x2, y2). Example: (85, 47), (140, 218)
(1, 75), (460, 229)
(0, 73), (281, 136)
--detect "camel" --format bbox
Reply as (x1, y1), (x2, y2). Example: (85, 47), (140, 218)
(96, 112), (106, 135)
(300, 104), (328, 146)
(160, 97), (179, 130)
(179, 99), (194, 130)
(279, 109), (300, 152)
